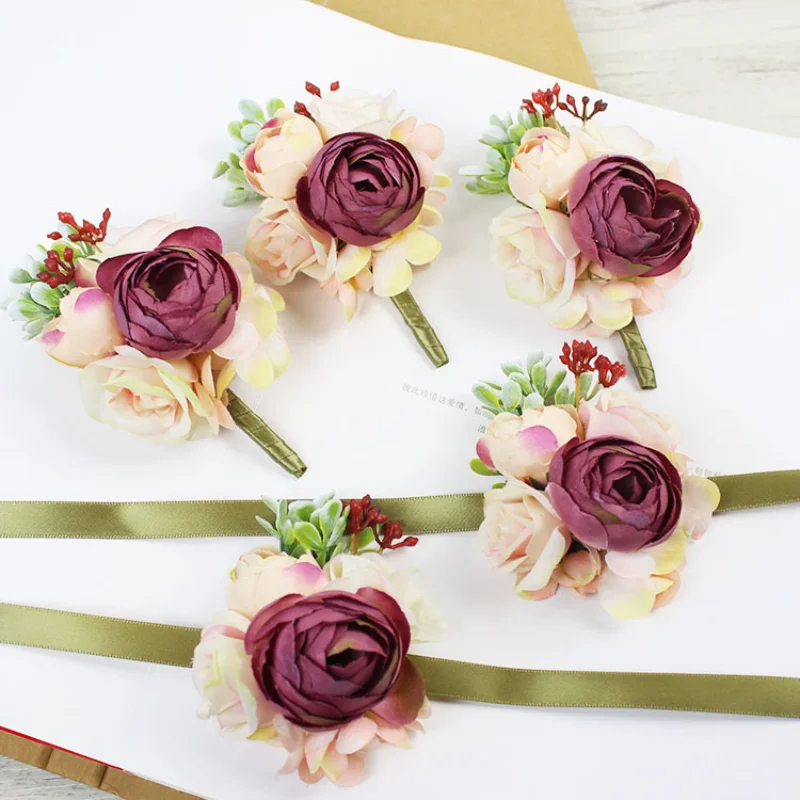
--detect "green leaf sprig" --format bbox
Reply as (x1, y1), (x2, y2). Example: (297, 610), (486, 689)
(5, 220), (101, 339)
(459, 109), (545, 195)
(213, 98), (286, 207)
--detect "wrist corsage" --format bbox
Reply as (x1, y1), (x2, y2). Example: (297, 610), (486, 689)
(5, 212), (305, 476)
(193, 493), (440, 787)
(214, 82), (451, 368)
(462, 85), (701, 389)
(472, 340), (720, 619)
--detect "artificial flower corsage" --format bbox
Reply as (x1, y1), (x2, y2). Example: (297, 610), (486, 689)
(214, 82), (451, 368)
(471, 340), (720, 619)
(5, 212), (305, 476)
(462, 84), (701, 389)
(193, 493), (440, 787)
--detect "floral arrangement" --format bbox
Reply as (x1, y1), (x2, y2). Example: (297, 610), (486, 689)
(5, 212), (305, 475)
(193, 493), (440, 787)
(214, 82), (451, 367)
(472, 340), (720, 619)
(462, 84), (701, 389)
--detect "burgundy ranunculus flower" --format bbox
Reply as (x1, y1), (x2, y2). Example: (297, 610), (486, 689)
(96, 227), (240, 360)
(548, 436), (683, 552)
(245, 588), (425, 731)
(295, 132), (425, 247)
(567, 155), (700, 278)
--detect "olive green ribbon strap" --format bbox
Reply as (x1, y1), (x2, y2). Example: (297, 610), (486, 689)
(390, 290), (449, 369)
(1, 603), (799, 719)
(618, 317), (656, 390)
(226, 391), (307, 479)
(0, 472), (797, 539)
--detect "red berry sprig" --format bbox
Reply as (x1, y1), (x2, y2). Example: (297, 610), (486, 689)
(560, 340), (626, 408)
(343, 495), (418, 554)
(47, 209), (111, 246)
(560, 339), (598, 377)
(522, 83), (608, 124)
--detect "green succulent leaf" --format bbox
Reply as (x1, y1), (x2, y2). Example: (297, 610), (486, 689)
(472, 384), (502, 411)
(522, 392), (544, 410)
(238, 99), (265, 123)
(357, 527), (375, 550)
(510, 372), (533, 394)
(212, 161), (229, 179)
(579, 372), (593, 399)
(319, 498), (343, 538)
(266, 98), (285, 117)
(501, 380), (523, 412)
(554, 384), (572, 406)
(9, 268), (33, 285)
(255, 515), (277, 536)
(288, 500), (316, 522)
(546, 369), (567, 398)
(530, 363), (548, 395)
(293, 521), (323, 551)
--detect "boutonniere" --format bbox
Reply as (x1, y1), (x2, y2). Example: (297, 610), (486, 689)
(463, 85), (701, 389)
(5, 212), (305, 476)
(193, 493), (441, 787)
(214, 82), (451, 368)
(471, 340), (720, 618)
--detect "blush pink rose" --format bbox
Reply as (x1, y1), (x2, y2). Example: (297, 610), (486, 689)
(508, 127), (587, 208)
(580, 389), (680, 454)
(491, 204), (581, 305)
(477, 406), (578, 483)
(242, 109), (324, 199)
(245, 198), (332, 285)
(479, 480), (570, 600)
(39, 287), (123, 367)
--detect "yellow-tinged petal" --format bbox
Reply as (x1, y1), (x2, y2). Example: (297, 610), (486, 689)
(267, 287), (285, 312)
(419, 204), (444, 227)
(598, 575), (672, 620)
(400, 230), (441, 265)
(335, 245), (372, 282)
(651, 529), (689, 575)
(432, 170), (452, 188)
(245, 294), (279, 338)
(372, 249), (413, 297)
(601, 281), (641, 302)
(546, 291), (588, 328)
(680, 475), (721, 539)
(248, 725), (278, 742)
(215, 360), (237, 399)
(236, 352), (276, 389)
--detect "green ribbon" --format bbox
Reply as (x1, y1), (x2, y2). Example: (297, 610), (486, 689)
(618, 317), (656, 390)
(391, 290), (449, 369)
(0, 472), (797, 539)
(1, 603), (799, 719)
(227, 392), (307, 478)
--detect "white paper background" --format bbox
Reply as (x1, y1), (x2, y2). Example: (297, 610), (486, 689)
(1, 1), (800, 797)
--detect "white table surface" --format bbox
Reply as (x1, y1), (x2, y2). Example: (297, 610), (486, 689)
(1, 0), (797, 796)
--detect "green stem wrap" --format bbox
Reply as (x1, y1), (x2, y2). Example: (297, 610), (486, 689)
(226, 391), (306, 478)
(391, 290), (449, 368)
(618, 317), (656, 390)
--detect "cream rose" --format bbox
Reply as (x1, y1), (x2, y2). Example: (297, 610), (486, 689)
(81, 346), (233, 441)
(241, 109), (323, 199)
(307, 86), (402, 141)
(480, 480), (570, 600)
(508, 127), (587, 208)
(491, 204), (581, 305)
(245, 198), (331, 285)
